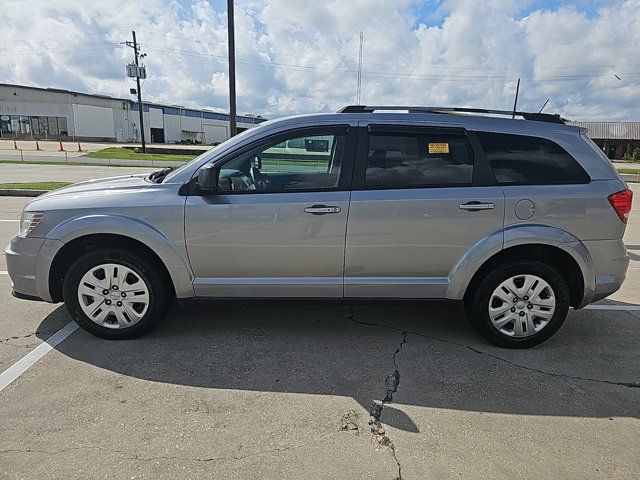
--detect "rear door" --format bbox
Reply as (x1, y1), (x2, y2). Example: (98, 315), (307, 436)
(344, 124), (505, 298)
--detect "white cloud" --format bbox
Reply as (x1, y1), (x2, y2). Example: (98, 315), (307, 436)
(0, 0), (638, 120)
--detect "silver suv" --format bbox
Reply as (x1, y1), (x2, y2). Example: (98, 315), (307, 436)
(5, 106), (632, 348)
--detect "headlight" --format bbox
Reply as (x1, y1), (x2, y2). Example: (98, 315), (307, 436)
(19, 212), (45, 237)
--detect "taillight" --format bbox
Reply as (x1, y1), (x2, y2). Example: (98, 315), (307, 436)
(608, 189), (633, 223)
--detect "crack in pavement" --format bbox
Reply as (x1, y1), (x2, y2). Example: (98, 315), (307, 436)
(0, 329), (61, 345)
(346, 307), (405, 480)
(0, 433), (333, 465)
(307, 306), (640, 390)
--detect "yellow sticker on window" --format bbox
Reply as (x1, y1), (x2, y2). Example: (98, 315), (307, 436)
(428, 142), (449, 154)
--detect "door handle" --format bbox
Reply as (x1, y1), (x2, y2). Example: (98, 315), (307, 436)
(304, 205), (342, 215)
(459, 201), (495, 211)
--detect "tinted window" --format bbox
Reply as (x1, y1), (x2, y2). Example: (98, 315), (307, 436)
(365, 133), (474, 187)
(217, 131), (345, 192)
(477, 132), (590, 185)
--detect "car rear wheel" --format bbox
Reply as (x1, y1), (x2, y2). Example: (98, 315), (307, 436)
(466, 260), (570, 348)
(63, 248), (171, 339)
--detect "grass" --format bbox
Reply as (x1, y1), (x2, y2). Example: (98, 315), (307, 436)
(85, 147), (196, 162)
(0, 181), (72, 190)
(0, 159), (153, 168)
(616, 168), (640, 175)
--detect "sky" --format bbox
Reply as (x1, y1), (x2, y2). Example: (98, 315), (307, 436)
(0, 0), (638, 120)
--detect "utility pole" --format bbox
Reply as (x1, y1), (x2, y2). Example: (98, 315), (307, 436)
(123, 31), (146, 152)
(356, 32), (364, 105)
(227, 0), (237, 137)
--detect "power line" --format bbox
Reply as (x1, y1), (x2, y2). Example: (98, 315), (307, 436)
(0, 42), (123, 55)
(4, 33), (638, 84)
(143, 44), (640, 82)
(0, 30), (129, 42)
(134, 29), (640, 72)
(4, 30), (639, 77)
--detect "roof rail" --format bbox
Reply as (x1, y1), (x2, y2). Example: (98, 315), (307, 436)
(337, 105), (565, 124)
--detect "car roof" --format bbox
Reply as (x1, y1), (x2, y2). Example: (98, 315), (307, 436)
(262, 111), (584, 138)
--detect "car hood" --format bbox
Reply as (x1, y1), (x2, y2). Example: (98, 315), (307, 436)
(25, 173), (161, 212)
(39, 173), (153, 198)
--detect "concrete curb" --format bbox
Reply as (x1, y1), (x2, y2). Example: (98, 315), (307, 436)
(0, 189), (48, 197)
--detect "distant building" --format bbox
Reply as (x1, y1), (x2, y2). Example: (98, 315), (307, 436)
(0, 83), (266, 144)
(570, 122), (640, 160)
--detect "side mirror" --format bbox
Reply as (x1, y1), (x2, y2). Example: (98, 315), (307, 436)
(197, 164), (220, 192)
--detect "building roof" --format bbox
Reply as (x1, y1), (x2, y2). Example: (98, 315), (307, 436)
(569, 122), (640, 140)
(0, 82), (265, 124)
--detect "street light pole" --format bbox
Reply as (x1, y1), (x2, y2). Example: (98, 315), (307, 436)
(227, 0), (237, 138)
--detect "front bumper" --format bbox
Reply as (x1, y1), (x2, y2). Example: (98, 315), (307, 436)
(5, 236), (45, 301)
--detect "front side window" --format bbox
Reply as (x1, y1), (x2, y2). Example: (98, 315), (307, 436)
(365, 132), (474, 188)
(217, 131), (346, 192)
(476, 132), (590, 185)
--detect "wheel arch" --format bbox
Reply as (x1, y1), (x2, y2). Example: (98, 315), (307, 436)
(447, 224), (595, 308)
(41, 215), (194, 302)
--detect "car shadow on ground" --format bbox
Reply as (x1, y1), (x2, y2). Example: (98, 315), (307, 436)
(37, 301), (640, 432)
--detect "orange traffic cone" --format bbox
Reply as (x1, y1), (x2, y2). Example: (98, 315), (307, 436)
(35, 140), (41, 151)
(77, 142), (82, 152)
(58, 140), (64, 151)
(13, 139), (18, 149)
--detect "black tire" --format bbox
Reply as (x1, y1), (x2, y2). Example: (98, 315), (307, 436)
(465, 260), (570, 348)
(63, 248), (172, 339)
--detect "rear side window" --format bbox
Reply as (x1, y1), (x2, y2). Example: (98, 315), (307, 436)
(365, 133), (474, 187)
(476, 132), (590, 185)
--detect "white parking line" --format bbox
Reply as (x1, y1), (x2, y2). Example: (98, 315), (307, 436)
(0, 219), (19, 222)
(584, 304), (640, 311)
(0, 271), (7, 275)
(0, 322), (78, 392)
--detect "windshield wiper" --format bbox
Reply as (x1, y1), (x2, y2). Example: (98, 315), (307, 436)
(148, 167), (174, 183)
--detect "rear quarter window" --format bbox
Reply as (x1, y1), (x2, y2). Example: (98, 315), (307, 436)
(476, 132), (590, 185)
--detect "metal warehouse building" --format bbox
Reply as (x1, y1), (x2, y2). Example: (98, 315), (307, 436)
(569, 121), (640, 160)
(0, 83), (265, 144)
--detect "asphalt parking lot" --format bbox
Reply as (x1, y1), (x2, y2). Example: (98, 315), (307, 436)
(1, 188), (639, 479)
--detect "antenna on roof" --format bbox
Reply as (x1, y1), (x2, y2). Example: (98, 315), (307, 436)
(512, 78), (521, 119)
(539, 98), (550, 113)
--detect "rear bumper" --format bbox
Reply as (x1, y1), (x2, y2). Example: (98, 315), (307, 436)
(578, 238), (629, 307)
(5, 236), (45, 301)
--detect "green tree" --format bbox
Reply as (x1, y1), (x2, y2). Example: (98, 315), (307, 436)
(623, 147), (640, 163)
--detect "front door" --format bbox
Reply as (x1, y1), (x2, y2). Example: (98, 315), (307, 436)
(344, 124), (505, 298)
(185, 125), (356, 297)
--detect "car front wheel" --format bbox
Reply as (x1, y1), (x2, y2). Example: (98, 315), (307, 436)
(466, 260), (570, 348)
(63, 248), (171, 339)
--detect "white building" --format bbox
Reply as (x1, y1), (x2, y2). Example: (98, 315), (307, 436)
(0, 83), (265, 144)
